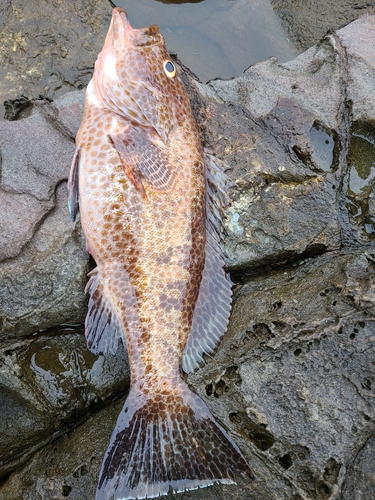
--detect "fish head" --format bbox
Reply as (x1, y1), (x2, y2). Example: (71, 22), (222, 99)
(93, 7), (189, 143)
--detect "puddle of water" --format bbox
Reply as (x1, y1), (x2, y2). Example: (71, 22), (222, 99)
(0, 0), (296, 120)
(310, 124), (335, 172)
(114, 0), (297, 83)
(346, 124), (375, 239)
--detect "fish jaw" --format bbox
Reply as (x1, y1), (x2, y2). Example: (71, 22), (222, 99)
(97, 8), (147, 62)
(108, 7), (161, 49)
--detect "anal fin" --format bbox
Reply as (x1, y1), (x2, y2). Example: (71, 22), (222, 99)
(85, 267), (123, 355)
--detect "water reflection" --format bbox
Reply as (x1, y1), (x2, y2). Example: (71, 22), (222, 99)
(346, 124), (375, 239)
(114, 0), (297, 82)
(309, 124), (335, 172)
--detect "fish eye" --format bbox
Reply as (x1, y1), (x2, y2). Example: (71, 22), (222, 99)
(163, 60), (176, 78)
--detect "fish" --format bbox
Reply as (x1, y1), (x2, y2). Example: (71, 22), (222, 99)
(68, 7), (254, 499)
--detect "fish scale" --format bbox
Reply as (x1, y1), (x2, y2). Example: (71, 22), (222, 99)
(68, 7), (254, 499)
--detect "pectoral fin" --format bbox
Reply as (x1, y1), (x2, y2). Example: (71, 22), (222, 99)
(110, 127), (176, 194)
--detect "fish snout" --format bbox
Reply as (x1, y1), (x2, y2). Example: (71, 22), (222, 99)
(111, 7), (134, 44)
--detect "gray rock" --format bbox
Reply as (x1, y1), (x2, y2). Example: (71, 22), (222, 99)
(0, 398), (122, 500)
(341, 436), (375, 500)
(0, 90), (87, 339)
(0, 0), (112, 111)
(0, 326), (129, 481)
(204, 12), (375, 128)
(193, 95), (341, 271)
(271, 0), (375, 52)
(188, 249), (375, 499)
(198, 12), (375, 264)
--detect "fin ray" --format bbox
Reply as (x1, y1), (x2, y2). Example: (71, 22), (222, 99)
(110, 127), (176, 193)
(96, 382), (253, 500)
(182, 152), (233, 373)
(85, 267), (123, 355)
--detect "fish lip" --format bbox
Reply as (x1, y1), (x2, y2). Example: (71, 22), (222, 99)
(111, 6), (162, 49)
(111, 7), (133, 43)
(112, 7), (132, 31)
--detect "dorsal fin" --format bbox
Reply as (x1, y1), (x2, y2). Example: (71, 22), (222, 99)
(182, 153), (234, 373)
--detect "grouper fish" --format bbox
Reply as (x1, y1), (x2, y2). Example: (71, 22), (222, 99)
(68, 7), (253, 499)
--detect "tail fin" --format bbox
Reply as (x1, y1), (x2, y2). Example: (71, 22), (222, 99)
(96, 382), (254, 499)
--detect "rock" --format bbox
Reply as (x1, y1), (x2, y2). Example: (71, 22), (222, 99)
(271, 0), (375, 52)
(0, 0), (112, 113)
(0, 94), (89, 339)
(193, 94), (341, 272)
(188, 249), (375, 499)
(0, 326), (129, 482)
(198, 12), (375, 266)
(341, 436), (375, 500)
(1, 11), (375, 500)
(4, 94), (33, 121)
(0, 398), (123, 500)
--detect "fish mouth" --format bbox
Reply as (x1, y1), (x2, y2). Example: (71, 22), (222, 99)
(112, 7), (162, 48)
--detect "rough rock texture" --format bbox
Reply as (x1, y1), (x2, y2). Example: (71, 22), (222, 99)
(200, 13), (375, 268)
(271, 0), (375, 52)
(0, 398), (124, 500)
(1, 11), (375, 500)
(341, 436), (375, 499)
(0, 0), (112, 116)
(0, 91), (88, 339)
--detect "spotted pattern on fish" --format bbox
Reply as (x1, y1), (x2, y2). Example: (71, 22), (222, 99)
(68, 7), (254, 499)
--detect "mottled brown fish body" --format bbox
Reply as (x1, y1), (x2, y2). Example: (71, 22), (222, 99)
(78, 101), (205, 385)
(68, 7), (253, 499)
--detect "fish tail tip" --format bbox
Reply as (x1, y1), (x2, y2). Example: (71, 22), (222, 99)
(96, 384), (254, 498)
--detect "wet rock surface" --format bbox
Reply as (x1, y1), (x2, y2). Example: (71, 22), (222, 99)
(0, 326), (129, 482)
(201, 13), (375, 268)
(1, 10), (375, 500)
(0, 0), (112, 117)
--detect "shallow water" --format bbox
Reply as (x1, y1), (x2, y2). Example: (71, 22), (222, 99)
(347, 124), (375, 239)
(113, 0), (298, 82)
(0, 0), (296, 120)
